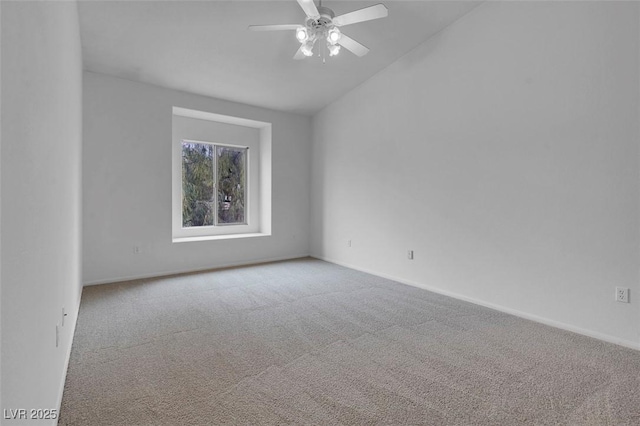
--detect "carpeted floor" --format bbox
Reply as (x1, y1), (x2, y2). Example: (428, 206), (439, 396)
(60, 258), (640, 425)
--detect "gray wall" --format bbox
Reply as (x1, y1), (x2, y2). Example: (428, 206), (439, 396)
(311, 2), (640, 347)
(1, 1), (83, 422)
(82, 72), (312, 285)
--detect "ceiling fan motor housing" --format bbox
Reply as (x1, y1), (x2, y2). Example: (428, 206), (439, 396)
(307, 6), (335, 32)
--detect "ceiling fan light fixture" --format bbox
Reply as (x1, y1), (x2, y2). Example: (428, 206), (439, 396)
(301, 40), (315, 56)
(327, 27), (341, 45)
(328, 44), (341, 57)
(295, 27), (309, 43)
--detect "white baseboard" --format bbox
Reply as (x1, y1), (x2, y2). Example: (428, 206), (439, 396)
(55, 293), (81, 425)
(83, 254), (310, 286)
(312, 254), (640, 352)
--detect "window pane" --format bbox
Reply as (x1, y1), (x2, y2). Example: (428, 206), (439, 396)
(182, 142), (214, 227)
(217, 146), (246, 225)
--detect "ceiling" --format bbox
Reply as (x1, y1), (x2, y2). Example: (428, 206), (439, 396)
(78, 0), (481, 116)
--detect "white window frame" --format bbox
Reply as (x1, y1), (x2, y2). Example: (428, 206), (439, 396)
(181, 139), (249, 228)
(172, 107), (272, 243)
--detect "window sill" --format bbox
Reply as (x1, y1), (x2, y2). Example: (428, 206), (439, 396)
(172, 232), (271, 243)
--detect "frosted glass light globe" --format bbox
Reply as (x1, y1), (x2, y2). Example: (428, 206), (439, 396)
(295, 27), (308, 43)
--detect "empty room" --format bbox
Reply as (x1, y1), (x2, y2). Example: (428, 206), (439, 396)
(2, 0), (640, 424)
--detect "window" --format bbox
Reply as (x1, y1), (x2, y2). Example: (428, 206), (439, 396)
(215, 145), (247, 225)
(172, 107), (272, 242)
(182, 141), (247, 227)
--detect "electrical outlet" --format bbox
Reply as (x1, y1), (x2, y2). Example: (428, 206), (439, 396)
(616, 287), (629, 303)
(347, 240), (352, 247)
(133, 245), (140, 254)
(408, 250), (414, 260)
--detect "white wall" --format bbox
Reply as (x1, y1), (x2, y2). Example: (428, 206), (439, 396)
(83, 72), (311, 285)
(311, 1), (640, 347)
(1, 1), (83, 423)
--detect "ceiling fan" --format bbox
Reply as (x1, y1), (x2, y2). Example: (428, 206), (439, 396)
(249, 0), (388, 60)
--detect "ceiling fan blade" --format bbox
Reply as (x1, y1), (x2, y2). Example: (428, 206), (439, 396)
(248, 24), (300, 31)
(293, 46), (306, 60)
(338, 34), (370, 57)
(297, 0), (320, 19)
(333, 4), (388, 27)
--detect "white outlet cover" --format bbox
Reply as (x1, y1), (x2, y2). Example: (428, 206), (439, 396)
(616, 287), (629, 303)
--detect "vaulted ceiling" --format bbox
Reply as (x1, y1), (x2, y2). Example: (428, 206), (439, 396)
(78, 0), (481, 115)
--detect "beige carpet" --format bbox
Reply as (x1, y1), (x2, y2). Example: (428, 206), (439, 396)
(60, 258), (640, 425)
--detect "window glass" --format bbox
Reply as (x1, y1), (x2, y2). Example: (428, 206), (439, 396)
(182, 142), (214, 227)
(216, 146), (247, 225)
